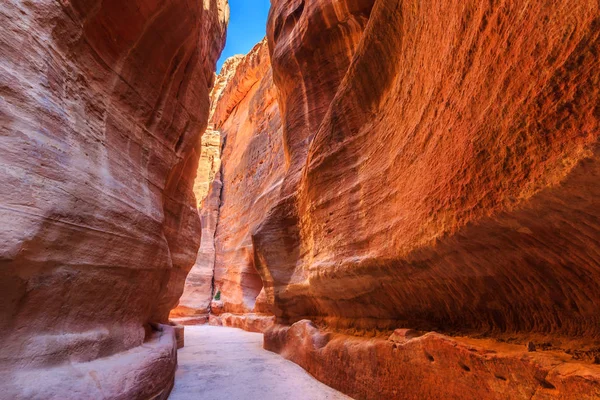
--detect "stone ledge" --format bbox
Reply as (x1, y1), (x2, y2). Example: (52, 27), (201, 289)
(209, 313), (275, 333)
(265, 320), (600, 400)
(1, 324), (178, 400)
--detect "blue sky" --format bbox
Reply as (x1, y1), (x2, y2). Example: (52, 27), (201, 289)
(217, 0), (271, 72)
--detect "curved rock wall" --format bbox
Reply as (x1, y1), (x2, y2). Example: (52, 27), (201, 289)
(260, 0), (600, 344)
(171, 42), (283, 325)
(252, 0), (600, 398)
(212, 39), (284, 317)
(169, 58), (236, 321)
(0, 0), (227, 396)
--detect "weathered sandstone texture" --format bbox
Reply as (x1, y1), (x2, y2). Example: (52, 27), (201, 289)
(0, 0), (227, 397)
(170, 128), (222, 320)
(5, 323), (179, 400)
(209, 313), (276, 334)
(175, 39), (282, 331)
(212, 39), (284, 319)
(266, 321), (600, 400)
(170, 56), (240, 322)
(252, 0), (600, 398)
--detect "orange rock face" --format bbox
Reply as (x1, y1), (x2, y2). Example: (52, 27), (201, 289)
(211, 39), (284, 318)
(170, 56), (240, 322)
(171, 42), (283, 329)
(0, 0), (227, 397)
(251, 0), (600, 398)
(266, 321), (600, 400)
(261, 0), (600, 342)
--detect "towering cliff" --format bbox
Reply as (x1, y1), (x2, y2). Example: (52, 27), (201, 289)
(211, 39), (283, 326)
(258, 0), (600, 398)
(0, 0), (228, 398)
(171, 43), (283, 333)
(262, 0), (600, 337)
(169, 58), (240, 323)
(174, 39), (282, 332)
(168, 1), (600, 397)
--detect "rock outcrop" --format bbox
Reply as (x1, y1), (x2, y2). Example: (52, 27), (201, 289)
(169, 128), (221, 324)
(254, 0), (600, 398)
(0, 0), (227, 397)
(266, 320), (600, 400)
(171, 43), (282, 330)
(262, 0), (600, 340)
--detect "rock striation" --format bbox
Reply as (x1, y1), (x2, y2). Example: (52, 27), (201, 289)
(260, 0), (600, 342)
(168, 1), (600, 397)
(172, 41), (282, 332)
(175, 39), (282, 331)
(0, 0), (228, 397)
(212, 39), (284, 320)
(169, 62), (231, 322)
(252, 0), (600, 398)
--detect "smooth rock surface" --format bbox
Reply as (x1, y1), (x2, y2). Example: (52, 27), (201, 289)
(169, 325), (350, 400)
(0, 0), (227, 396)
(257, 0), (600, 344)
(208, 313), (276, 333)
(1, 324), (179, 400)
(236, 0), (599, 398)
(212, 39), (284, 316)
(170, 57), (242, 320)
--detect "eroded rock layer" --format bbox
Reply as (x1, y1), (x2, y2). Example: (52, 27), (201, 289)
(211, 39), (284, 319)
(0, 0), (227, 397)
(260, 0), (600, 344)
(170, 56), (240, 322)
(170, 126), (222, 321)
(252, 0), (600, 398)
(172, 41), (283, 329)
(266, 321), (600, 400)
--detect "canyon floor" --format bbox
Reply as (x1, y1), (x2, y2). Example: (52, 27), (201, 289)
(169, 326), (351, 400)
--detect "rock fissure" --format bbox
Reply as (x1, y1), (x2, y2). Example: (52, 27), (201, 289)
(174, 0), (600, 398)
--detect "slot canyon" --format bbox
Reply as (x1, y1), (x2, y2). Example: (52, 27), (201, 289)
(1, 0), (600, 399)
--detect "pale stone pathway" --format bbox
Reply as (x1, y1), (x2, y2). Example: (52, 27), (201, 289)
(169, 325), (351, 400)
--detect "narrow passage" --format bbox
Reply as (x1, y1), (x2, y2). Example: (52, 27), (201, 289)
(169, 326), (351, 400)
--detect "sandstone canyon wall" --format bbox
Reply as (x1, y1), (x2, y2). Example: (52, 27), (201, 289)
(211, 39), (283, 327)
(169, 128), (221, 324)
(174, 39), (283, 332)
(165, 0), (600, 397)
(252, 0), (600, 398)
(0, 0), (227, 398)
(169, 60), (237, 323)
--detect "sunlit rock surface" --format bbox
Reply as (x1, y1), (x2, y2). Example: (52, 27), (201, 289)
(170, 56), (243, 323)
(266, 321), (600, 400)
(252, 0), (600, 398)
(0, 0), (228, 397)
(196, 39), (284, 326)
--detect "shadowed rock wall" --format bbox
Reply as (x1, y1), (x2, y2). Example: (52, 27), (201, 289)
(0, 0), (228, 397)
(212, 39), (284, 318)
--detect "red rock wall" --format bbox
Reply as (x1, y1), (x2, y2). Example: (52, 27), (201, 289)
(169, 128), (222, 321)
(266, 321), (600, 400)
(260, 0), (600, 344)
(211, 39), (285, 317)
(0, 0), (227, 397)
(252, 0), (600, 398)
(170, 57), (240, 322)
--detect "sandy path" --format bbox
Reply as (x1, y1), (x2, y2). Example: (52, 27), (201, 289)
(169, 325), (351, 400)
